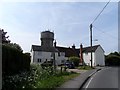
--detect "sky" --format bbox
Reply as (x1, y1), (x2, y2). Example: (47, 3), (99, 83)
(0, 0), (119, 54)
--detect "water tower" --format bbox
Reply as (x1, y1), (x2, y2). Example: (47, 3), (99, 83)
(41, 31), (54, 47)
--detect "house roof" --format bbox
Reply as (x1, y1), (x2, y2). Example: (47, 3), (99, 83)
(31, 44), (103, 57)
(56, 46), (78, 57)
(31, 45), (58, 52)
(83, 45), (100, 52)
(75, 45), (101, 53)
(31, 45), (78, 57)
(82, 45), (100, 53)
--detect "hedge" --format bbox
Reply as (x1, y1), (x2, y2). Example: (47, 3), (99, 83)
(2, 44), (30, 75)
(105, 55), (120, 66)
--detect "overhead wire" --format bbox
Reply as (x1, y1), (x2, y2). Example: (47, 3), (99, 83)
(91, 0), (111, 24)
(93, 26), (119, 40)
(90, 0), (118, 41)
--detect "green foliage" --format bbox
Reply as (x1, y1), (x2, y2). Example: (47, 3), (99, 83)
(105, 55), (120, 66)
(2, 44), (30, 75)
(77, 66), (93, 70)
(69, 56), (80, 66)
(109, 52), (120, 56)
(24, 52), (31, 57)
(8, 43), (23, 52)
(105, 51), (120, 66)
(0, 28), (10, 43)
(3, 64), (79, 89)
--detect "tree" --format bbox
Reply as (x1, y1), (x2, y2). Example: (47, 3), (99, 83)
(8, 43), (23, 52)
(105, 51), (120, 66)
(2, 44), (30, 75)
(0, 28), (10, 44)
(1, 28), (30, 75)
(0, 28), (23, 52)
(69, 56), (80, 66)
(24, 52), (31, 57)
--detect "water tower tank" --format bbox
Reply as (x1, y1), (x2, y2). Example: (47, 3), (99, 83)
(41, 31), (54, 47)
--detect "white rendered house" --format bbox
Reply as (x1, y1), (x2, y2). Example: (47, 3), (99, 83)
(31, 31), (68, 65)
(81, 45), (105, 66)
(31, 31), (105, 66)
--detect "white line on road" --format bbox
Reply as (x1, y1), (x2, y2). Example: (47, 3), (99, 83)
(85, 67), (112, 89)
(85, 77), (93, 89)
(102, 67), (111, 71)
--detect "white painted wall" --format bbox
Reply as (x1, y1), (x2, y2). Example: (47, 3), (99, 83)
(83, 46), (105, 66)
(31, 50), (34, 63)
(83, 52), (95, 66)
(31, 50), (67, 65)
(57, 52), (68, 65)
(95, 46), (105, 66)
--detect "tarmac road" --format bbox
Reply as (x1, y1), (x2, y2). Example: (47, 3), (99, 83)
(83, 67), (120, 89)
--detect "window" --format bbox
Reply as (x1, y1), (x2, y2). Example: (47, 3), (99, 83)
(40, 59), (41, 62)
(61, 60), (65, 63)
(37, 59), (39, 62)
(37, 59), (41, 62)
(60, 52), (65, 56)
(51, 53), (53, 57)
(58, 52), (60, 56)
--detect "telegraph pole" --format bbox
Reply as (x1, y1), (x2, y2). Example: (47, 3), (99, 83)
(90, 24), (93, 68)
(53, 52), (56, 71)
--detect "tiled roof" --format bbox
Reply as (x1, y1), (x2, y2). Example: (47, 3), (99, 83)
(82, 45), (100, 53)
(31, 45), (58, 52)
(31, 44), (102, 57)
(75, 45), (100, 55)
(56, 46), (78, 57)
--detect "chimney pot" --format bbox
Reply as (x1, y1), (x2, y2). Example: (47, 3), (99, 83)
(72, 44), (75, 49)
(54, 40), (56, 47)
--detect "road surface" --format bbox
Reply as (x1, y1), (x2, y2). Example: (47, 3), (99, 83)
(83, 67), (120, 89)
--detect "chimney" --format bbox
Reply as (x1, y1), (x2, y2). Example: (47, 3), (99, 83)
(54, 40), (56, 47)
(80, 44), (83, 65)
(72, 44), (75, 49)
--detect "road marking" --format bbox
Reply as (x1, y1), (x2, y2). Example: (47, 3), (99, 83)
(85, 67), (112, 89)
(93, 72), (97, 77)
(102, 67), (111, 71)
(89, 71), (96, 77)
(85, 77), (93, 89)
(98, 70), (101, 73)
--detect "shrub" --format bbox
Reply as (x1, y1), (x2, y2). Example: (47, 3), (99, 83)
(105, 55), (120, 66)
(2, 64), (78, 89)
(69, 56), (80, 66)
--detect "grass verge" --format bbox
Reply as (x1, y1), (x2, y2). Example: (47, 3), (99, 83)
(36, 73), (79, 88)
(77, 66), (94, 70)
